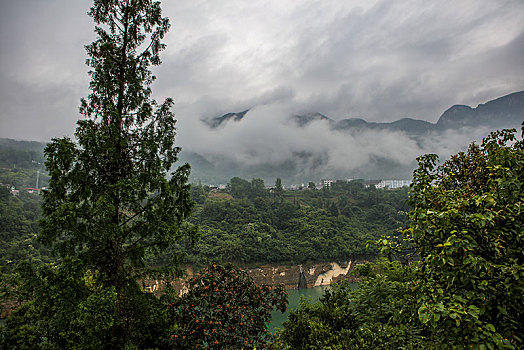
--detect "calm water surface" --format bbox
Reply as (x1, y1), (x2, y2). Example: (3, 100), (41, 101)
(269, 283), (357, 333)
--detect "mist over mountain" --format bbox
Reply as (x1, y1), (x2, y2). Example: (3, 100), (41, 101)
(180, 91), (524, 185)
(2, 92), (522, 186)
(207, 91), (523, 135)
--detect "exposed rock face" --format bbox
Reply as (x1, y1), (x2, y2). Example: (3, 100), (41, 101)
(140, 261), (361, 296)
(141, 265), (195, 297)
(247, 261), (360, 289)
(313, 261), (352, 286)
(298, 266), (308, 289)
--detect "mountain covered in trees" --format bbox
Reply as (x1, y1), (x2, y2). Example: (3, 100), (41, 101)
(175, 178), (408, 267)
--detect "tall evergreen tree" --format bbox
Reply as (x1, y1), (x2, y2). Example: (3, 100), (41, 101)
(37, 0), (195, 347)
(275, 177), (283, 198)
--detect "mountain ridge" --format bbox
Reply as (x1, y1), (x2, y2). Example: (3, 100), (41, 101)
(206, 91), (524, 135)
(3, 91), (523, 185)
(189, 91), (523, 184)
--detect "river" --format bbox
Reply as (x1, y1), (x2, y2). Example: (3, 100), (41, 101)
(269, 283), (357, 333)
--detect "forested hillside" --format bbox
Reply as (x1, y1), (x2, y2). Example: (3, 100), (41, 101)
(0, 188), (49, 275)
(0, 139), (47, 189)
(1, 139), (407, 270)
(174, 178), (408, 266)
(0, 140), (50, 276)
(1, 170), (408, 274)
(274, 127), (524, 349)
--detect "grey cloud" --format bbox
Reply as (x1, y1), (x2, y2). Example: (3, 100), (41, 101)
(0, 77), (86, 141)
(176, 103), (508, 183)
(278, 0), (524, 121)
(1, 0), (523, 145)
(1, 0), (93, 141)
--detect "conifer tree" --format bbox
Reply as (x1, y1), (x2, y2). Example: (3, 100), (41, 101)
(38, 0), (195, 347)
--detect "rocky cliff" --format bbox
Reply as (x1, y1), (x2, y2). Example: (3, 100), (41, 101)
(141, 261), (362, 296)
(247, 260), (361, 289)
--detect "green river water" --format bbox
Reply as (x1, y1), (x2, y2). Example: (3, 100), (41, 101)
(269, 283), (357, 333)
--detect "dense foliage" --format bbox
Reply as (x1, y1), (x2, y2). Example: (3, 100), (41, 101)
(0, 189), (51, 321)
(406, 127), (524, 348)
(0, 139), (44, 169)
(1, 259), (172, 349)
(274, 260), (421, 349)
(277, 126), (524, 349)
(178, 177), (408, 266)
(169, 263), (287, 349)
(0, 189), (48, 275)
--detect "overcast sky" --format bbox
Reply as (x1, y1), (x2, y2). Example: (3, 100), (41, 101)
(1, 0), (523, 143)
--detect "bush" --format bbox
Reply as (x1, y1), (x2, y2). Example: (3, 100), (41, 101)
(169, 263), (287, 349)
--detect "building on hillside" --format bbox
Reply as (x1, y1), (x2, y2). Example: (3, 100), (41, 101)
(23, 187), (41, 194)
(365, 180), (382, 188)
(320, 179), (335, 188)
(286, 184), (305, 190)
(376, 179), (411, 189)
(2, 184), (19, 196)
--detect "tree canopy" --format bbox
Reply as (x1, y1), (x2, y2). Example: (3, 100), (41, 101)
(406, 127), (524, 348)
(178, 177), (408, 266)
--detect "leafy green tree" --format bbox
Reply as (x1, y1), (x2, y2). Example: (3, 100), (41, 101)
(2, 1), (195, 348)
(275, 260), (421, 350)
(230, 176), (251, 198)
(190, 182), (208, 204)
(327, 201), (339, 217)
(0, 192), (49, 276)
(250, 178), (267, 199)
(406, 127), (524, 348)
(275, 177), (284, 197)
(277, 127), (524, 349)
(170, 263), (287, 349)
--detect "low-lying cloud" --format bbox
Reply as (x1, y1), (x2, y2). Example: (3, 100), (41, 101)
(175, 103), (506, 183)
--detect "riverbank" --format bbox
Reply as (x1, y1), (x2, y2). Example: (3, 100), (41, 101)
(1, 260), (362, 319)
(141, 260), (364, 297)
(269, 282), (359, 332)
(246, 260), (362, 289)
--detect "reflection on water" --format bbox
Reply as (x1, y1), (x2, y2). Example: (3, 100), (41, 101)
(270, 286), (327, 333)
(269, 283), (358, 333)
(268, 285), (329, 333)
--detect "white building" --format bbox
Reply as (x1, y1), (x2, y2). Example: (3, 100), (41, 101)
(376, 179), (411, 189)
(320, 179), (335, 188)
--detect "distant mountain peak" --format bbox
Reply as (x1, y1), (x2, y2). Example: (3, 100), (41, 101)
(205, 109), (250, 128)
(437, 91), (524, 129)
(203, 91), (523, 134)
(442, 104), (474, 113)
(178, 91), (524, 184)
(292, 112), (332, 126)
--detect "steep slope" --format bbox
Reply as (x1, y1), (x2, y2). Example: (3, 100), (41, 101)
(205, 109), (250, 128)
(436, 91), (524, 130)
